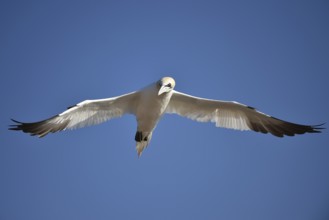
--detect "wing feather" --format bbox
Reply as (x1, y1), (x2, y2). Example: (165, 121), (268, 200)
(166, 91), (324, 137)
(10, 92), (139, 137)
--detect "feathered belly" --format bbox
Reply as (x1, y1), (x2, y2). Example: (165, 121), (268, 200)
(135, 97), (168, 132)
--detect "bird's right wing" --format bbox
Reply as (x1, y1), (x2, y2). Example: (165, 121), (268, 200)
(165, 91), (323, 137)
(10, 91), (139, 137)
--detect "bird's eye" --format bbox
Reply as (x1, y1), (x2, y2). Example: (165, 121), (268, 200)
(166, 83), (172, 88)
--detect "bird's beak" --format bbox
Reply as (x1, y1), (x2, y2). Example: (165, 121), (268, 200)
(158, 86), (167, 96)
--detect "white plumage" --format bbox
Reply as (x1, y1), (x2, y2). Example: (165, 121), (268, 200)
(10, 77), (323, 157)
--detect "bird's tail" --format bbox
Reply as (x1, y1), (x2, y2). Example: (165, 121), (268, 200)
(135, 131), (153, 157)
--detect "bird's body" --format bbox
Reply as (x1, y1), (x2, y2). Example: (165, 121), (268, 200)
(136, 82), (171, 132)
(133, 79), (174, 155)
(10, 77), (323, 157)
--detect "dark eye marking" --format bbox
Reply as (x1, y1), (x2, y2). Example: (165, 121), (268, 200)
(166, 83), (172, 88)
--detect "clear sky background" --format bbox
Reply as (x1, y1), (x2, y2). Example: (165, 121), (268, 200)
(1, 1), (329, 220)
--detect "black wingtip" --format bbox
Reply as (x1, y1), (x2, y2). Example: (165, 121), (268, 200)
(10, 118), (21, 124)
(9, 115), (68, 138)
(310, 123), (325, 133)
(9, 119), (22, 131)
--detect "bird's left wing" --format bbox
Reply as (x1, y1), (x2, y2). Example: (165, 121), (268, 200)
(166, 91), (323, 137)
(10, 92), (139, 137)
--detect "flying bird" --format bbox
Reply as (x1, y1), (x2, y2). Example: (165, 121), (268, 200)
(10, 77), (323, 157)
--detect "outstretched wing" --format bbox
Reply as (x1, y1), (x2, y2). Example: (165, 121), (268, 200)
(10, 92), (139, 137)
(166, 91), (324, 137)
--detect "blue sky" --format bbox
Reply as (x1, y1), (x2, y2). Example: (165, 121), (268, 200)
(1, 0), (329, 220)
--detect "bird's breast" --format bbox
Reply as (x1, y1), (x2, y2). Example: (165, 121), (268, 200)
(135, 92), (172, 131)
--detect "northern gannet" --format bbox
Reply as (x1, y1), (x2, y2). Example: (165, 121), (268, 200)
(10, 77), (324, 156)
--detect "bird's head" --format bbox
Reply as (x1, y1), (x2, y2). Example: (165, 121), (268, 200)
(157, 77), (176, 95)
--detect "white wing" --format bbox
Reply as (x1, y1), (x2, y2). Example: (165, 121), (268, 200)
(10, 92), (139, 137)
(166, 91), (323, 137)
